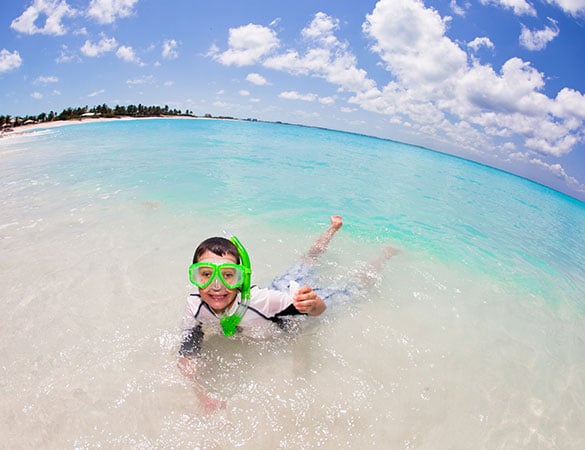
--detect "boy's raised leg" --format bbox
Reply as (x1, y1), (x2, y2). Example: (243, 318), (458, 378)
(303, 215), (343, 264)
(358, 245), (401, 286)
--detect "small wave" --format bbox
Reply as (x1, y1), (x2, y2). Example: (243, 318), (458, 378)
(0, 222), (19, 230)
(0, 128), (58, 142)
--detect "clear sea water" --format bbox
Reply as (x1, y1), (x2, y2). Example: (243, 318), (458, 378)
(1, 118), (584, 449)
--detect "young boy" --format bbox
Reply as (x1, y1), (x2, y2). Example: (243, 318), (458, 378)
(178, 215), (398, 411)
(180, 216), (342, 354)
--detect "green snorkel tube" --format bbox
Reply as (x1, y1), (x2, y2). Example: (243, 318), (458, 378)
(219, 235), (252, 336)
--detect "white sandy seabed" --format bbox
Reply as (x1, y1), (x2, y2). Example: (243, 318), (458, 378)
(1, 193), (584, 449)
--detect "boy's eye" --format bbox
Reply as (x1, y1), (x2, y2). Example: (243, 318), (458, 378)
(199, 269), (213, 279)
(221, 269), (235, 280)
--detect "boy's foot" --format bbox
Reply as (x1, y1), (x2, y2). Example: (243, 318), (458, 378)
(329, 215), (343, 232)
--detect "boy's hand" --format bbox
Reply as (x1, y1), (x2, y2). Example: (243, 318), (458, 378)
(198, 392), (227, 413)
(179, 356), (227, 413)
(293, 286), (326, 316)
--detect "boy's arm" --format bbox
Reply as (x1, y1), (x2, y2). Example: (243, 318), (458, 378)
(177, 324), (226, 412)
(177, 355), (226, 412)
(179, 323), (204, 357)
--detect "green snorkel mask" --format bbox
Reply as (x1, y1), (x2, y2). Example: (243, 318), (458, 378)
(219, 235), (251, 336)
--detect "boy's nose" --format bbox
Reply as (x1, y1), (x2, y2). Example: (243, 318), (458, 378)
(211, 277), (222, 290)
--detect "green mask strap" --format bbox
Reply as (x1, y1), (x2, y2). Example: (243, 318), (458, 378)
(220, 235), (252, 336)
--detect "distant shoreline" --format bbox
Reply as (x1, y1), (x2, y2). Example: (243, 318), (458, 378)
(0, 115), (235, 141)
(1, 116), (128, 138)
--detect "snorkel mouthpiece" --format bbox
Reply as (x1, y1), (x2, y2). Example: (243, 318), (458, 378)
(220, 235), (251, 336)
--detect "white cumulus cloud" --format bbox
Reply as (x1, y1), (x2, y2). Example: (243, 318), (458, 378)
(56, 44), (79, 63)
(530, 158), (585, 192)
(116, 45), (143, 65)
(546, 0), (585, 17)
(11, 0), (76, 35)
(81, 36), (118, 57)
(265, 12), (376, 93)
(279, 91), (318, 102)
(450, 0), (468, 16)
(126, 75), (154, 86)
(358, 0), (584, 158)
(0, 49), (23, 73)
(364, 1), (468, 86)
(319, 96), (335, 105)
(246, 73), (270, 85)
(479, 0), (537, 16)
(519, 18), (560, 51)
(35, 75), (59, 84)
(87, 0), (139, 24)
(211, 23), (280, 66)
(468, 37), (495, 52)
(162, 39), (179, 60)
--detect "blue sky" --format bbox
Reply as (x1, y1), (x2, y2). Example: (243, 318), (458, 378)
(2, 0), (585, 201)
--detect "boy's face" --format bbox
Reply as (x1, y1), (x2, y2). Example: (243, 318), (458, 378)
(196, 250), (239, 314)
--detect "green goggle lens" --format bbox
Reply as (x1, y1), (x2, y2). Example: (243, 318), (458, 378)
(189, 262), (245, 289)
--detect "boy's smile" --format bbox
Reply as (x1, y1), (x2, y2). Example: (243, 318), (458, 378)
(197, 250), (239, 314)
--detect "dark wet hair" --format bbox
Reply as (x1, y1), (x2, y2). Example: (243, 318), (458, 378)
(193, 237), (240, 264)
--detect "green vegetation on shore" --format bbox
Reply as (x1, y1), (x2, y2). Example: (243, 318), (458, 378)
(0, 104), (241, 129)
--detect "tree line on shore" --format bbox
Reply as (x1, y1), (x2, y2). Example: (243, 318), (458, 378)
(0, 104), (238, 129)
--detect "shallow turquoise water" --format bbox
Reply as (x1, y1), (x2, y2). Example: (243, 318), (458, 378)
(2, 118), (585, 448)
(6, 118), (584, 300)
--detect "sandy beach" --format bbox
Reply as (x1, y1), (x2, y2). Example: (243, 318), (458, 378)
(0, 117), (129, 139)
(0, 115), (219, 141)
